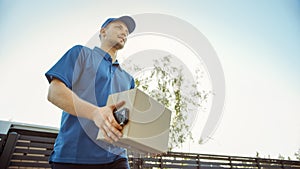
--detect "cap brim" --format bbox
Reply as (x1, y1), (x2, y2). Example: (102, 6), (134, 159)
(115, 16), (136, 34)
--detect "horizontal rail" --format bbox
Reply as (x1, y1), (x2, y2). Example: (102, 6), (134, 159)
(0, 121), (299, 169)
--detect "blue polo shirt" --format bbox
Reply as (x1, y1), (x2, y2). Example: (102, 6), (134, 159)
(45, 45), (135, 164)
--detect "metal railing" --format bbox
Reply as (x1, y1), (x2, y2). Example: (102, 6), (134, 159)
(1, 121), (299, 169)
(129, 152), (300, 168)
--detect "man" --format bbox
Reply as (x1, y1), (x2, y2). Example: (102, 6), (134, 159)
(45, 16), (136, 169)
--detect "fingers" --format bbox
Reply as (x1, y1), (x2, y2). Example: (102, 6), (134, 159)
(110, 117), (123, 130)
(95, 102), (126, 143)
(111, 100), (126, 110)
(100, 126), (114, 143)
(101, 124), (120, 143)
(104, 119), (122, 138)
(100, 115), (123, 143)
(109, 100), (126, 130)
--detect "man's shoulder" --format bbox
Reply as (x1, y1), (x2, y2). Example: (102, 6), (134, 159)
(66, 45), (94, 61)
(70, 45), (92, 53)
(119, 66), (134, 79)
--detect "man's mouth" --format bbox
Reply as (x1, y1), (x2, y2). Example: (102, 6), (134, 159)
(118, 36), (126, 43)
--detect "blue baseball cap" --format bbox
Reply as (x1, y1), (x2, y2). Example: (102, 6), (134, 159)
(101, 16), (136, 34)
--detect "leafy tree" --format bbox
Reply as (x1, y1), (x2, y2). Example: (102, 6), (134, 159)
(295, 148), (300, 161)
(278, 154), (285, 160)
(128, 55), (210, 150)
(256, 152), (260, 158)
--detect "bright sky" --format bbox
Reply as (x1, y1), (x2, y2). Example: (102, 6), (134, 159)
(0, 0), (299, 160)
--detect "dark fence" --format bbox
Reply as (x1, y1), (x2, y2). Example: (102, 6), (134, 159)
(129, 152), (300, 169)
(1, 121), (300, 169)
(0, 121), (57, 169)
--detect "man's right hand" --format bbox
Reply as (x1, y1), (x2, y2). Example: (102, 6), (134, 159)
(92, 101), (126, 143)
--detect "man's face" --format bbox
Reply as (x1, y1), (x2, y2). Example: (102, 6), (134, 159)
(101, 20), (129, 49)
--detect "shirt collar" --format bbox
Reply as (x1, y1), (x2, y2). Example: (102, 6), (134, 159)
(93, 46), (112, 61)
(93, 47), (123, 71)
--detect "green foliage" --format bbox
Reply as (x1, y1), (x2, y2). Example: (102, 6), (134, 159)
(132, 55), (210, 150)
(295, 148), (300, 161)
(256, 152), (260, 158)
(278, 154), (285, 160)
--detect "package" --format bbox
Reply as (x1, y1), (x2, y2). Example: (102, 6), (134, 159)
(97, 88), (171, 155)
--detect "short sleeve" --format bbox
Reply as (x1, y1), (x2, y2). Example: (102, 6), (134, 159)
(45, 45), (85, 88)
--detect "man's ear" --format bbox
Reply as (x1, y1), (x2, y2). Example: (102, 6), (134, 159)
(100, 28), (106, 38)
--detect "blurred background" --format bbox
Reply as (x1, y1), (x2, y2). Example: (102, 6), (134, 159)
(0, 0), (299, 160)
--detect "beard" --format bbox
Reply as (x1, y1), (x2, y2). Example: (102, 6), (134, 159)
(113, 41), (125, 50)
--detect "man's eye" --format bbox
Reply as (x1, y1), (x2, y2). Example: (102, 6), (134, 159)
(115, 25), (128, 35)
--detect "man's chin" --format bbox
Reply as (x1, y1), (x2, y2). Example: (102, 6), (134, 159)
(114, 43), (125, 50)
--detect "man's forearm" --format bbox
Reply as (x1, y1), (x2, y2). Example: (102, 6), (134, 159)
(47, 78), (124, 142)
(47, 78), (98, 120)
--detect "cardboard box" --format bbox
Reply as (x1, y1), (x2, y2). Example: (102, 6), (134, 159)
(97, 88), (171, 155)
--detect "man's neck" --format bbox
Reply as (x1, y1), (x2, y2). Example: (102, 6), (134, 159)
(100, 44), (117, 62)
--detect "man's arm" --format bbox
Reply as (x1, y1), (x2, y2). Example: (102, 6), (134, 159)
(47, 78), (123, 143)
